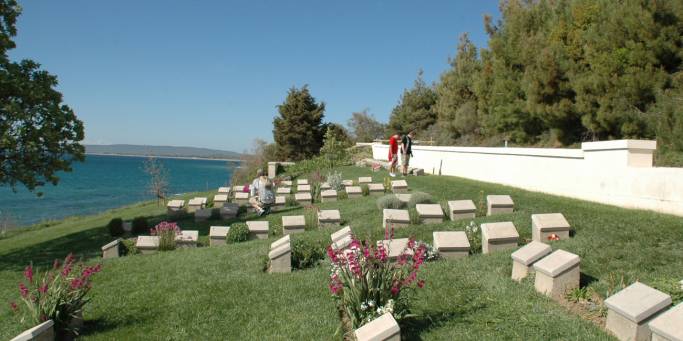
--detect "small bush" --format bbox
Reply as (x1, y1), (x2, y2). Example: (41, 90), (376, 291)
(291, 238), (325, 269)
(408, 192), (434, 208)
(338, 191), (348, 200)
(376, 195), (404, 210)
(650, 277), (683, 304)
(260, 255), (270, 272)
(477, 190), (486, 216)
(361, 184), (370, 196)
(131, 216), (148, 234)
(107, 218), (124, 237)
(228, 223), (249, 243)
(327, 171), (344, 191)
(304, 206), (319, 230)
(465, 221), (482, 254)
(311, 182), (322, 203)
(120, 238), (139, 256)
(285, 195), (299, 207)
(408, 208), (420, 225)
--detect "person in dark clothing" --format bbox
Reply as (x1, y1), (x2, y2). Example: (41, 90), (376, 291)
(401, 130), (414, 176)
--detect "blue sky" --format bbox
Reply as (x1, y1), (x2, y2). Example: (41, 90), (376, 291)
(9, 1), (500, 152)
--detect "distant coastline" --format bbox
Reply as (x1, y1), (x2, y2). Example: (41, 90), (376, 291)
(85, 153), (242, 162)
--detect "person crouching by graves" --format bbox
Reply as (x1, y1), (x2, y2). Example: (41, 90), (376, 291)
(388, 133), (400, 177)
(249, 169), (275, 216)
(401, 130), (415, 176)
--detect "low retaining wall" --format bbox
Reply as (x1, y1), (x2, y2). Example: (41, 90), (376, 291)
(371, 140), (683, 217)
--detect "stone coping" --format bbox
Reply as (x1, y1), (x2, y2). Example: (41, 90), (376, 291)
(209, 226), (230, 238)
(296, 179), (309, 185)
(604, 282), (672, 323)
(232, 185), (244, 191)
(354, 312), (400, 341)
(332, 235), (353, 251)
(367, 183), (385, 191)
(246, 221), (269, 232)
(358, 176), (372, 183)
(295, 193), (312, 201)
(532, 213), (570, 231)
(188, 197), (206, 206)
(321, 182), (331, 189)
(391, 180), (408, 188)
(487, 195), (514, 207)
(218, 187), (230, 193)
(268, 243), (291, 259)
(101, 238), (121, 251)
(10, 320), (54, 341)
(481, 222), (519, 242)
(533, 249), (580, 277)
(342, 180), (354, 186)
(511, 241), (552, 266)
(176, 230), (198, 242)
(271, 235), (290, 249)
(383, 209), (410, 223)
(331, 226), (352, 243)
(416, 204), (443, 217)
(447, 200), (476, 212)
(276, 187), (291, 194)
(395, 194), (411, 203)
(297, 184), (311, 192)
(234, 192), (249, 199)
(318, 210), (341, 221)
(433, 231), (470, 251)
(167, 199), (185, 208)
(346, 186), (362, 194)
(280, 180), (293, 186)
(649, 302), (683, 341)
(321, 189), (337, 197)
(213, 194), (229, 202)
(275, 196), (286, 205)
(136, 236), (159, 248)
(282, 215), (305, 227)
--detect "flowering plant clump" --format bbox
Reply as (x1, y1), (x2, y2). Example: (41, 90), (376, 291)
(150, 221), (181, 251)
(465, 221), (482, 253)
(11, 254), (102, 337)
(327, 235), (428, 328)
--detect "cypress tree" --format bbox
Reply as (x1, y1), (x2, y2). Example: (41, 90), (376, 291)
(273, 86), (326, 161)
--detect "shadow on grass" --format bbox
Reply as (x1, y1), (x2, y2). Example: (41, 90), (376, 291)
(580, 272), (599, 288)
(80, 313), (149, 337)
(401, 303), (487, 340)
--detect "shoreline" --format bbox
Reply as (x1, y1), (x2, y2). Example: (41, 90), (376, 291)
(85, 153), (242, 162)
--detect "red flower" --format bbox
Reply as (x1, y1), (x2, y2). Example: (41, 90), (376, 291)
(18, 283), (28, 298)
(23, 265), (33, 283)
(9, 301), (18, 312)
(417, 280), (425, 288)
(391, 285), (400, 296)
(38, 284), (48, 294)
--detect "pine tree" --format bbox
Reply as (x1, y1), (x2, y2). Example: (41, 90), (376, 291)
(387, 70), (438, 135)
(273, 85), (326, 161)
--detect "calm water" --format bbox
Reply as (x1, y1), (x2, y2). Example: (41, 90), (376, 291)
(0, 155), (238, 227)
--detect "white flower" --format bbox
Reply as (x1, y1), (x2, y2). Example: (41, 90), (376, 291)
(360, 302), (368, 311)
(368, 300), (375, 308)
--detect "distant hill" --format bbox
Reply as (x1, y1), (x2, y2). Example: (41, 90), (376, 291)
(85, 144), (243, 160)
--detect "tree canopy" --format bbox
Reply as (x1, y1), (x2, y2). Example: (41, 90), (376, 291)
(272, 85), (326, 161)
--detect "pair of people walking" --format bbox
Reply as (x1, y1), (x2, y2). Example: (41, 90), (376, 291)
(388, 130), (414, 177)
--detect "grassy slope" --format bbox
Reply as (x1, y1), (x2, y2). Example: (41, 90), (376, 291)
(1, 166), (682, 340)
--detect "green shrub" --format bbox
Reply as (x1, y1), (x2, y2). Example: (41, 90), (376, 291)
(260, 255), (270, 272)
(408, 208), (419, 225)
(291, 238), (325, 269)
(465, 221), (481, 254)
(338, 191), (348, 200)
(650, 277), (683, 304)
(304, 206), (319, 230)
(376, 195), (404, 210)
(107, 218), (124, 237)
(476, 190), (486, 216)
(327, 171), (344, 191)
(311, 182), (322, 203)
(408, 191), (434, 208)
(227, 223), (249, 243)
(120, 238), (139, 256)
(131, 216), (148, 234)
(285, 195), (299, 207)
(361, 184), (370, 196)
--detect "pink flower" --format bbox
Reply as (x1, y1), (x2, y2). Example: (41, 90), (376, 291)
(52, 259), (60, 269)
(23, 265), (33, 283)
(9, 301), (18, 312)
(38, 284), (48, 294)
(64, 253), (75, 266)
(326, 246), (338, 263)
(61, 263), (72, 277)
(548, 234), (560, 241)
(417, 280), (425, 288)
(391, 285), (400, 296)
(70, 278), (83, 290)
(18, 283), (28, 298)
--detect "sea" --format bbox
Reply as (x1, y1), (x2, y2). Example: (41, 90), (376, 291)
(0, 154), (239, 227)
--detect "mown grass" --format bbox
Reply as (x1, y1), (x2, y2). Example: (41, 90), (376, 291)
(1, 166), (682, 340)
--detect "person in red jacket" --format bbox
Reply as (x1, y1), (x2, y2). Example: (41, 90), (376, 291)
(388, 133), (400, 177)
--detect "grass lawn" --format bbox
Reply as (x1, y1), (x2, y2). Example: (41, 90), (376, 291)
(1, 165), (682, 340)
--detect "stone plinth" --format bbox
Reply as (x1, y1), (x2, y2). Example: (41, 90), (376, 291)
(187, 197), (207, 213)
(296, 179), (308, 185)
(209, 226), (230, 246)
(533, 249), (581, 299)
(368, 183), (385, 196)
(416, 204), (444, 224)
(359, 176), (372, 183)
(321, 182), (331, 190)
(395, 194), (411, 205)
(649, 302), (683, 341)
(377, 238), (411, 261)
(280, 180), (293, 186)
(267, 162), (278, 179)
(391, 180), (408, 193)
(218, 187), (230, 195)
(511, 241), (552, 281)
(321, 189), (338, 202)
(282, 215), (306, 235)
(271, 235), (290, 250)
(213, 194), (228, 208)
(220, 203), (239, 219)
(10, 319), (54, 341)
(318, 210), (341, 227)
(354, 312), (400, 341)
(382, 209), (410, 229)
(167, 199), (185, 217)
(136, 236), (159, 255)
(247, 221), (269, 239)
(231, 185), (245, 194)
(234, 192), (249, 206)
(101, 239), (121, 259)
(176, 230), (198, 248)
(532, 213), (571, 243)
(269, 242), (291, 273)
(332, 234), (352, 251)
(481, 222), (519, 254)
(346, 186), (362, 198)
(297, 184), (311, 193)
(447, 200), (476, 221)
(411, 168), (425, 176)
(487, 195), (514, 216)
(342, 180), (354, 187)
(605, 282), (672, 341)
(195, 208), (213, 222)
(273, 196), (286, 210)
(331, 226), (352, 243)
(433, 231), (470, 259)
(294, 192), (312, 204)
(276, 187), (291, 195)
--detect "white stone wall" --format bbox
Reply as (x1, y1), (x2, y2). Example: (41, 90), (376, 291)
(371, 140), (683, 217)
